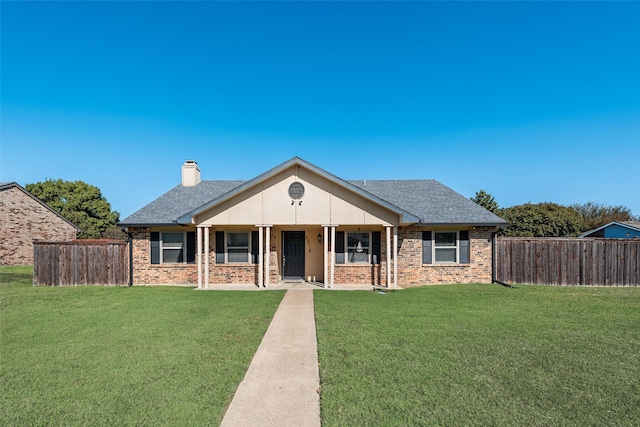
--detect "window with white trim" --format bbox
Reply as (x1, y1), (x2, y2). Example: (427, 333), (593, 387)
(422, 230), (470, 264)
(162, 232), (185, 263)
(227, 232), (250, 263)
(347, 232), (370, 264)
(434, 231), (458, 263)
(215, 231), (259, 264)
(150, 231), (196, 264)
(335, 230), (381, 265)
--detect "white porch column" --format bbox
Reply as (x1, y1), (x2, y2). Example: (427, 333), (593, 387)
(197, 226), (203, 289)
(393, 226), (398, 289)
(204, 226), (210, 288)
(386, 226), (392, 288)
(257, 226), (264, 288)
(264, 226), (271, 288)
(330, 226), (336, 288)
(323, 226), (329, 288)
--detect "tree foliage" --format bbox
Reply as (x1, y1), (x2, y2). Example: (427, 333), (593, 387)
(570, 202), (634, 232)
(101, 226), (129, 241)
(470, 189), (637, 237)
(500, 203), (585, 237)
(470, 190), (500, 214)
(26, 179), (120, 239)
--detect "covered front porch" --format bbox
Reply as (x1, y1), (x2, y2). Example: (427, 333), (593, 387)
(193, 225), (400, 290)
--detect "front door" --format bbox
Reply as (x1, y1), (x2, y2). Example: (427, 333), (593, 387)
(283, 231), (305, 280)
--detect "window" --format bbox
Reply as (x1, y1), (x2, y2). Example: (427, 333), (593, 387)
(347, 232), (370, 263)
(162, 232), (185, 263)
(422, 230), (470, 264)
(227, 232), (249, 263)
(335, 231), (381, 265)
(434, 231), (457, 262)
(215, 231), (259, 264)
(150, 231), (196, 264)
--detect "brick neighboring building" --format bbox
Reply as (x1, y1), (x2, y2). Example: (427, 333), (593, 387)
(120, 157), (507, 288)
(0, 182), (79, 266)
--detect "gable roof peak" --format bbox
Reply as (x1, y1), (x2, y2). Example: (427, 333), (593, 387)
(120, 157), (507, 227)
(174, 156), (421, 224)
(0, 182), (81, 231)
(580, 220), (640, 237)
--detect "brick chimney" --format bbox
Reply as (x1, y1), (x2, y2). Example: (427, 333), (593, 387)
(181, 160), (201, 186)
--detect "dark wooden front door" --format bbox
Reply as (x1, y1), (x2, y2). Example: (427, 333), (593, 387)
(283, 231), (305, 280)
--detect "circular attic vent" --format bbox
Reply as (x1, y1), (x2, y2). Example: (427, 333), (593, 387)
(288, 182), (305, 199)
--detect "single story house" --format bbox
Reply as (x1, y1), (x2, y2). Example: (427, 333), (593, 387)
(119, 157), (507, 288)
(0, 182), (80, 266)
(580, 221), (640, 239)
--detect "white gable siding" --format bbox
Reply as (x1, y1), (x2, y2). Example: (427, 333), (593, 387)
(195, 165), (399, 226)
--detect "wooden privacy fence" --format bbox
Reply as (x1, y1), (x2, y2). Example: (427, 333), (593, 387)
(495, 237), (639, 286)
(33, 240), (129, 286)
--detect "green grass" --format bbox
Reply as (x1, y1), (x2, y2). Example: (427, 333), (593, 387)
(1, 266), (285, 426)
(4, 267), (639, 426)
(315, 284), (640, 426)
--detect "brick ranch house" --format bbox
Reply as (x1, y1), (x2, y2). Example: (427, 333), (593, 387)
(119, 157), (507, 288)
(0, 182), (80, 266)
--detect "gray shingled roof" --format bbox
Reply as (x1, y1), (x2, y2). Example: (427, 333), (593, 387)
(120, 177), (505, 227)
(172, 157), (421, 225)
(120, 181), (244, 226)
(348, 180), (506, 225)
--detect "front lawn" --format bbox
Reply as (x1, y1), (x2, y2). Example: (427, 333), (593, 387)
(315, 284), (640, 426)
(0, 266), (285, 426)
(4, 266), (639, 426)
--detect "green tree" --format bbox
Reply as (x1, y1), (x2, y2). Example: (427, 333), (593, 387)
(470, 189), (500, 214)
(500, 202), (585, 237)
(101, 226), (129, 241)
(570, 201), (634, 232)
(26, 179), (120, 239)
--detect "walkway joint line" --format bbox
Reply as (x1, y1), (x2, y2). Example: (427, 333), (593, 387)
(221, 289), (321, 427)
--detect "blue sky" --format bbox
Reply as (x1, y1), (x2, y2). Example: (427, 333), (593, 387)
(2, 1), (639, 219)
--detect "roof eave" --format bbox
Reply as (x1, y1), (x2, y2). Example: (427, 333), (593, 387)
(414, 221), (507, 227)
(579, 221), (640, 237)
(118, 221), (186, 228)
(400, 213), (422, 224)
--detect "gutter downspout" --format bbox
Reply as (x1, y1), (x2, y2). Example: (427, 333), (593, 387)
(492, 227), (513, 288)
(124, 229), (133, 287)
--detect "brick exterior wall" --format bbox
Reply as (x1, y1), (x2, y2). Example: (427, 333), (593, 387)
(129, 226), (495, 286)
(396, 226), (495, 287)
(130, 229), (198, 284)
(130, 228), (279, 285)
(0, 186), (78, 266)
(333, 264), (383, 285)
(332, 227), (494, 286)
(210, 231), (280, 285)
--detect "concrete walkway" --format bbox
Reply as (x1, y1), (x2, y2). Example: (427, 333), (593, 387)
(220, 289), (321, 427)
